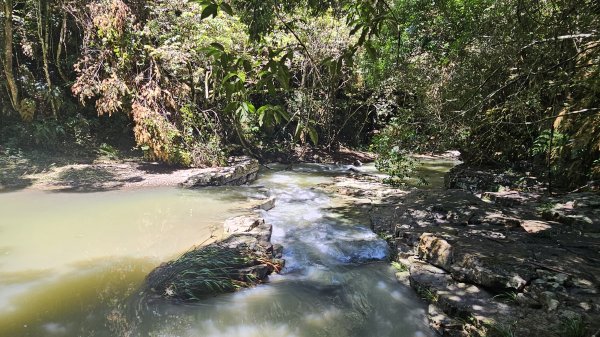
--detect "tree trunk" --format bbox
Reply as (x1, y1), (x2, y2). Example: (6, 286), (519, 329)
(2, 0), (24, 118)
(56, 11), (69, 83)
(37, 0), (57, 117)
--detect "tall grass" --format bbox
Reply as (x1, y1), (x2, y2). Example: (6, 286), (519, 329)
(145, 245), (259, 302)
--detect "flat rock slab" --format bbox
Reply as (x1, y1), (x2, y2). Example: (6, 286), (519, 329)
(181, 156), (259, 188)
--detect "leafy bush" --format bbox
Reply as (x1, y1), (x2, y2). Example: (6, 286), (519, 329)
(371, 118), (418, 185)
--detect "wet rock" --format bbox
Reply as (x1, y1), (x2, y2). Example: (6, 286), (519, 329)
(334, 239), (390, 263)
(272, 244), (284, 259)
(254, 196), (276, 211)
(143, 215), (281, 302)
(239, 264), (272, 280)
(181, 156), (259, 188)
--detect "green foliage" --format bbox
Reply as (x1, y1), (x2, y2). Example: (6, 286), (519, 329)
(190, 136), (227, 167)
(530, 130), (570, 157)
(0, 114), (96, 152)
(415, 285), (438, 303)
(98, 143), (120, 159)
(371, 118), (418, 185)
(0, 0), (598, 186)
(145, 246), (254, 301)
(144, 244), (281, 302)
(391, 261), (408, 272)
(492, 291), (519, 304)
(354, 0), (600, 187)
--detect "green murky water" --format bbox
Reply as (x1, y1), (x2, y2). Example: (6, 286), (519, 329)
(0, 187), (247, 336)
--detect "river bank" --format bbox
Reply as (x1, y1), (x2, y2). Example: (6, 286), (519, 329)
(320, 165), (600, 337)
(0, 145), (371, 192)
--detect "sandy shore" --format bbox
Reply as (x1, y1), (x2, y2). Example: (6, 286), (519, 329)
(0, 157), (218, 192)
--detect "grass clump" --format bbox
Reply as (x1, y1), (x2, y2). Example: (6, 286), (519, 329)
(488, 323), (516, 337)
(145, 245), (270, 302)
(415, 286), (438, 303)
(492, 291), (519, 304)
(560, 317), (587, 337)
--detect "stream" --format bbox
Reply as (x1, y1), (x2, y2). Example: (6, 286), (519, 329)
(0, 160), (456, 337)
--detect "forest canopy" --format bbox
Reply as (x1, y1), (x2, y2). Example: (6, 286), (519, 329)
(0, 0), (598, 188)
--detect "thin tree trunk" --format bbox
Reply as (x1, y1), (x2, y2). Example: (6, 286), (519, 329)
(56, 12), (69, 82)
(2, 0), (24, 118)
(37, 0), (57, 117)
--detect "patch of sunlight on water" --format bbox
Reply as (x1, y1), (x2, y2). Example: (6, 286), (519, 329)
(0, 187), (247, 336)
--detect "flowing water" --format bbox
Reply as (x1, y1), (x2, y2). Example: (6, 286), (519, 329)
(0, 159), (456, 337)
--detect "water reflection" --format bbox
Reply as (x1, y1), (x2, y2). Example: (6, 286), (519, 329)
(0, 187), (246, 337)
(356, 158), (459, 188)
(0, 258), (153, 337)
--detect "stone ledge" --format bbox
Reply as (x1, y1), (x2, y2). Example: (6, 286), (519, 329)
(181, 156), (259, 188)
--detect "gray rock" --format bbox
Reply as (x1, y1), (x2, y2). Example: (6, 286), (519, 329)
(482, 191), (541, 207)
(224, 215), (263, 234)
(444, 165), (518, 193)
(181, 156), (259, 188)
(320, 168), (600, 337)
(254, 196), (276, 211)
(272, 244), (284, 259)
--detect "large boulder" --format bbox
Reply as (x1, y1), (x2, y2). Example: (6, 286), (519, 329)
(181, 156), (259, 188)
